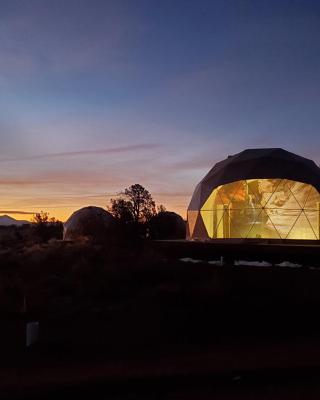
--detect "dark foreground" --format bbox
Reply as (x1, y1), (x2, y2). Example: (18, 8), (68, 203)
(1, 239), (320, 398)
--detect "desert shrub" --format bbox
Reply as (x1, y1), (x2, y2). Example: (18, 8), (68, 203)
(33, 221), (63, 243)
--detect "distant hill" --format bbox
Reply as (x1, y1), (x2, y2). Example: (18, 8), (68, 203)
(0, 215), (31, 226)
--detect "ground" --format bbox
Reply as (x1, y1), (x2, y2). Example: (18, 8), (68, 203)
(1, 239), (320, 398)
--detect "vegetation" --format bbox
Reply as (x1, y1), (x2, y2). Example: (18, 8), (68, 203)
(32, 211), (63, 242)
(108, 184), (156, 224)
(1, 239), (320, 363)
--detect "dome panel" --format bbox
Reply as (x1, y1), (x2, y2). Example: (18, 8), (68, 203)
(286, 212), (318, 240)
(265, 208), (301, 239)
(304, 210), (320, 239)
(64, 206), (116, 241)
(187, 210), (199, 238)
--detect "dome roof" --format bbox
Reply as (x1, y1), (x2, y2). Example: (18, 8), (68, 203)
(189, 148), (320, 211)
(149, 211), (186, 239)
(63, 206), (116, 241)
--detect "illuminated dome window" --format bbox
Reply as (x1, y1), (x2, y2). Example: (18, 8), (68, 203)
(187, 149), (320, 240)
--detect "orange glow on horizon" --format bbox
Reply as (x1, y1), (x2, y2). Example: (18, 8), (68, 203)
(0, 197), (188, 223)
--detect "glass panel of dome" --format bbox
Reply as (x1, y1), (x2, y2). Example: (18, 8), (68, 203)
(304, 186), (320, 210)
(227, 208), (245, 238)
(201, 187), (222, 210)
(266, 180), (296, 209)
(213, 206), (230, 238)
(259, 179), (284, 207)
(265, 208), (301, 239)
(246, 209), (281, 239)
(229, 206), (262, 237)
(196, 179), (320, 240)
(288, 181), (311, 209)
(262, 179), (292, 209)
(230, 180), (247, 205)
(216, 181), (245, 208)
(303, 210), (320, 239)
(200, 209), (214, 238)
(245, 179), (264, 208)
(286, 211), (317, 240)
(197, 213), (211, 238)
(187, 210), (199, 237)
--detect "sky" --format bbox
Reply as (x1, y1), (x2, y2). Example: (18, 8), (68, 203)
(1, 0), (320, 221)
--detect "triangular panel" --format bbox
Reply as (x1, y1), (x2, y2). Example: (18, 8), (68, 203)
(193, 212), (209, 239)
(304, 186), (320, 210)
(187, 210), (199, 238)
(217, 180), (245, 208)
(200, 209), (214, 238)
(227, 208), (244, 238)
(288, 181), (311, 209)
(201, 187), (221, 210)
(246, 179), (263, 208)
(259, 179), (284, 208)
(265, 179), (300, 210)
(286, 212), (317, 240)
(211, 207), (232, 239)
(303, 210), (319, 240)
(246, 209), (281, 239)
(265, 208), (301, 239)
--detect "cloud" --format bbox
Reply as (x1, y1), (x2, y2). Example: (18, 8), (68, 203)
(0, 210), (35, 215)
(0, 179), (41, 185)
(0, 143), (161, 163)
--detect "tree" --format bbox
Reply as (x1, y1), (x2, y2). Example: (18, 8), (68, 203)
(108, 184), (156, 223)
(32, 211), (49, 224)
(157, 204), (166, 213)
(108, 198), (134, 223)
(32, 211), (63, 242)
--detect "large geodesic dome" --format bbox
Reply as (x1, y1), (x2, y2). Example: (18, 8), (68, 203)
(64, 206), (117, 241)
(187, 148), (320, 240)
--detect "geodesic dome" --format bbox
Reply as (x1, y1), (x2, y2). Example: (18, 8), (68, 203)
(149, 211), (186, 239)
(187, 148), (320, 240)
(64, 206), (117, 241)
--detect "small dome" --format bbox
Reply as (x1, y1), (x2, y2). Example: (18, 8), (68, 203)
(63, 206), (116, 241)
(149, 211), (186, 240)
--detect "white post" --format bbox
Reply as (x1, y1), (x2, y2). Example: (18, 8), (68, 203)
(26, 321), (39, 347)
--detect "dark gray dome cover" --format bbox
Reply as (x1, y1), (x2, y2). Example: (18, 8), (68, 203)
(188, 148), (320, 211)
(149, 211), (186, 239)
(64, 206), (116, 240)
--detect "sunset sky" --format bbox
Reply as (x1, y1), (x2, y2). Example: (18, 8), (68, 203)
(1, 0), (320, 221)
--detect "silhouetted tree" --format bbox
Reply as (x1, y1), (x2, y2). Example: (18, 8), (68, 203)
(157, 204), (166, 213)
(109, 184), (156, 223)
(32, 211), (49, 224)
(108, 198), (134, 224)
(32, 211), (63, 242)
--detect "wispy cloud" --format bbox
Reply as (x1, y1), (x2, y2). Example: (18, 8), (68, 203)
(0, 179), (41, 185)
(0, 210), (35, 215)
(0, 144), (161, 163)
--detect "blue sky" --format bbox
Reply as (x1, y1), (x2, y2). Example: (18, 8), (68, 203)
(0, 0), (320, 219)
